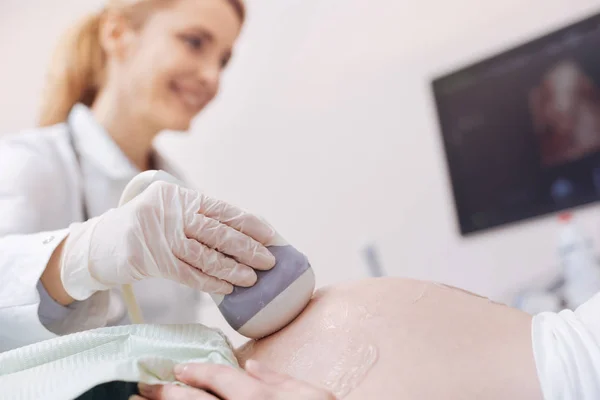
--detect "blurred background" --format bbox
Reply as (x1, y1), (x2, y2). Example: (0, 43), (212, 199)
(3, 0), (600, 340)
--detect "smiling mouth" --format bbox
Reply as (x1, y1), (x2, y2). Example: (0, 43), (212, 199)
(170, 81), (208, 114)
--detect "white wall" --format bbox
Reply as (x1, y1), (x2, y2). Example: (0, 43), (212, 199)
(2, 0), (600, 307)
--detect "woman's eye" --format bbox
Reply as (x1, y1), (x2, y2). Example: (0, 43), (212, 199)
(221, 56), (231, 69)
(184, 36), (204, 50)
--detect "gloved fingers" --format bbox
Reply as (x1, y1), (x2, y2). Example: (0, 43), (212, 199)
(172, 257), (234, 295)
(176, 238), (258, 287)
(196, 195), (275, 246)
(185, 213), (275, 270)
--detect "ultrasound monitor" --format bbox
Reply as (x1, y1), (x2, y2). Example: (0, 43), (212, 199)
(432, 12), (600, 235)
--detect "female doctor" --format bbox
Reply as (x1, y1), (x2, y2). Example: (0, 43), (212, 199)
(0, 0), (277, 351)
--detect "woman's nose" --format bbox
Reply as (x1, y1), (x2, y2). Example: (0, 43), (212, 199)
(197, 63), (220, 94)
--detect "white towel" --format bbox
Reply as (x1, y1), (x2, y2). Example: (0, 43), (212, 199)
(0, 324), (238, 400)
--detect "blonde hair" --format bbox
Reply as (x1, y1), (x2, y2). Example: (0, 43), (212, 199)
(38, 0), (245, 127)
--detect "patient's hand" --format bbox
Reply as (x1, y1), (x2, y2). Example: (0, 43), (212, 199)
(134, 360), (337, 400)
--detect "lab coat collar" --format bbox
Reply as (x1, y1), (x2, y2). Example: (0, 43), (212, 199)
(67, 104), (184, 180)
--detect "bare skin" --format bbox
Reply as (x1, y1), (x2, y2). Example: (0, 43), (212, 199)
(234, 277), (544, 400)
(40, 238), (74, 305)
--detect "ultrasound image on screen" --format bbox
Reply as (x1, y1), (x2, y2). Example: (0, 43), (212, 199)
(432, 13), (600, 235)
(530, 60), (600, 167)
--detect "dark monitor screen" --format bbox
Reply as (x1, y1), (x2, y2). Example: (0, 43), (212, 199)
(432, 12), (600, 236)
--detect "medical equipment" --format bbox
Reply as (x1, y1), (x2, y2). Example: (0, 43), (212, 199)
(119, 170), (316, 339)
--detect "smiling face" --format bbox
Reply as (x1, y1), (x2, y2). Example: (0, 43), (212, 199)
(101, 0), (243, 132)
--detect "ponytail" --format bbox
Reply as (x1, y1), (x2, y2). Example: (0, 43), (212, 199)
(37, 0), (246, 127)
(38, 13), (106, 127)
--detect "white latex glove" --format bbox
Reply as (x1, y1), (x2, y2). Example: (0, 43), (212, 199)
(60, 181), (276, 301)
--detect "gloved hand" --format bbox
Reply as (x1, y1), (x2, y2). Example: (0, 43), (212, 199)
(60, 181), (276, 301)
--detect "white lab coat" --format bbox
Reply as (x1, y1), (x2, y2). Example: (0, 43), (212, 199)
(0, 104), (202, 352)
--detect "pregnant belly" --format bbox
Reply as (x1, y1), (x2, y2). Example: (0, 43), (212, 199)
(235, 277), (542, 400)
